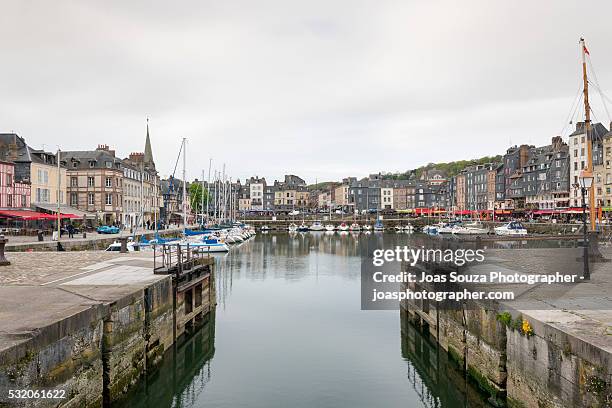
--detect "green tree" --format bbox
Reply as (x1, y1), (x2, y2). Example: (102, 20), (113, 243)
(189, 183), (209, 214)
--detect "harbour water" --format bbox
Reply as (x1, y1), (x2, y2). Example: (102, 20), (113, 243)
(117, 232), (496, 408)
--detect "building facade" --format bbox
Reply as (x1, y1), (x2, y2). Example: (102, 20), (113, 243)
(63, 145), (123, 225)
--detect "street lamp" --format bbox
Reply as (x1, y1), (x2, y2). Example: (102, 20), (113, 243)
(579, 170), (594, 280)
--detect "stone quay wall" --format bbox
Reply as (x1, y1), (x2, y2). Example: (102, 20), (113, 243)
(0, 260), (214, 408)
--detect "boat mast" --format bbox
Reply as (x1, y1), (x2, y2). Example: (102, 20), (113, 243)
(206, 158), (212, 225)
(182, 138), (187, 233)
(580, 37), (596, 231)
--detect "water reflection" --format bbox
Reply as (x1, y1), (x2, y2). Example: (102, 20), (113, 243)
(116, 232), (578, 407)
(400, 312), (489, 408)
(114, 314), (215, 408)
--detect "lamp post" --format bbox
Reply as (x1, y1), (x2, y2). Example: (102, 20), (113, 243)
(578, 170), (594, 280)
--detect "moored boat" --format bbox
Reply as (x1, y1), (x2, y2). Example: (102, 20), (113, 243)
(494, 221), (527, 236)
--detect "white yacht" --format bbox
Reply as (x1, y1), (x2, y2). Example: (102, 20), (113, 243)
(495, 221), (527, 236)
(453, 222), (489, 235)
(349, 223), (361, 231)
(325, 224), (335, 232)
(337, 222), (349, 232)
(288, 223), (298, 232)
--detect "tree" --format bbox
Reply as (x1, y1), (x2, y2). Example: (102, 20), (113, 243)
(189, 183), (208, 215)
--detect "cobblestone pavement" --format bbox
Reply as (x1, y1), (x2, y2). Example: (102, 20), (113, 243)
(0, 251), (156, 285)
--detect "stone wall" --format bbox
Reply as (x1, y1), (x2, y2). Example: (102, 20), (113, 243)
(0, 268), (211, 408)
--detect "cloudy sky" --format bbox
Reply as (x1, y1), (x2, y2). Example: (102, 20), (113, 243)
(2, 1), (612, 183)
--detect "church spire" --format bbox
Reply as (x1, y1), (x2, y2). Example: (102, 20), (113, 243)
(144, 117), (155, 170)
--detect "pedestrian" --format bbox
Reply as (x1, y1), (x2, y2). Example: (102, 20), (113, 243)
(67, 224), (74, 239)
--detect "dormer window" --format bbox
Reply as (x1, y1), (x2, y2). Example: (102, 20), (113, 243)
(89, 161), (95, 168)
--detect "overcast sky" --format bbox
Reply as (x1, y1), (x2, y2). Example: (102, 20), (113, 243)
(2, 1), (612, 184)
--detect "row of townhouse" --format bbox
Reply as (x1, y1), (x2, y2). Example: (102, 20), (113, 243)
(0, 125), (166, 227)
(450, 122), (612, 212)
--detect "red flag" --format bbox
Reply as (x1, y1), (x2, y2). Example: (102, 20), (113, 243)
(584, 45), (590, 56)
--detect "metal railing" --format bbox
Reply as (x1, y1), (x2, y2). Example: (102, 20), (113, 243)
(153, 243), (209, 275)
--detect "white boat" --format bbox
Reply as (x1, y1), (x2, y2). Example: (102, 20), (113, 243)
(337, 222), (349, 231)
(373, 220), (384, 231)
(297, 223), (309, 232)
(394, 225), (403, 232)
(288, 223), (298, 232)
(423, 223), (444, 235)
(437, 221), (462, 234)
(403, 224), (414, 232)
(495, 221), (527, 236)
(453, 222), (489, 235)
(325, 224), (335, 231)
(181, 238), (230, 252)
(105, 240), (139, 252)
(349, 223), (361, 231)
(362, 224), (372, 231)
(310, 221), (325, 231)
(260, 225), (271, 232)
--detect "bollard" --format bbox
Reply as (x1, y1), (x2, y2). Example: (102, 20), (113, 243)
(0, 235), (10, 266)
(83, 231), (87, 239)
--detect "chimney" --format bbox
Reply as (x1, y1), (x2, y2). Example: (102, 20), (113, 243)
(519, 144), (530, 167)
(96, 144), (115, 157)
(551, 136), (564, 152)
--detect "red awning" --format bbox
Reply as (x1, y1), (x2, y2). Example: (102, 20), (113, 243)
(0, 210), (54, 220)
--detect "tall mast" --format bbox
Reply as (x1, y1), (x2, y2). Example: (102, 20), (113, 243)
(182, 138), (187, 232)
(206, 158), (212, 225)
(201, 169), (205, 225)
(580, 37), (596, 231)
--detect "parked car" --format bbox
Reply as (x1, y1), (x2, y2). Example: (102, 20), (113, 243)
(97, 225), (120, 234)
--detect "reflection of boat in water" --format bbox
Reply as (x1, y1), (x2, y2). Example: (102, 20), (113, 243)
(310, 221), (325, 231)
(494, 221), (527, 236)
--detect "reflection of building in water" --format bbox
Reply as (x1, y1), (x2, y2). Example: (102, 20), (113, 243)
(400, 313), (489, 408)
(115, 313), (216, 408)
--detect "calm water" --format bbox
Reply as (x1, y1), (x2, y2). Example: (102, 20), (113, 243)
(117, 232), (494, 408)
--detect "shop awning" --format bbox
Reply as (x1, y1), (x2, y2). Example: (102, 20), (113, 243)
(34, 204), (96, 219)
(0, 210), (56, 220)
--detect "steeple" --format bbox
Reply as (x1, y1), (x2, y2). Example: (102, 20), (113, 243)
(144, 117), (155, 170)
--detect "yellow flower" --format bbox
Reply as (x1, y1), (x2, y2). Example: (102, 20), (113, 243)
(521, 319), (533, 336)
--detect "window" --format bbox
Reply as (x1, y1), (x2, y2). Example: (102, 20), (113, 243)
(70, 192), (78, 206)
(88, 193), (95, 205)
(70, 177), (78, 187)
(6, 174), (11, 186)
(105, 177), (112, 188)
(105, 161), (112, 168)
(22, 195), (27, 206)
(105, 193), (112, 205)
(87, 177), (95, 187)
